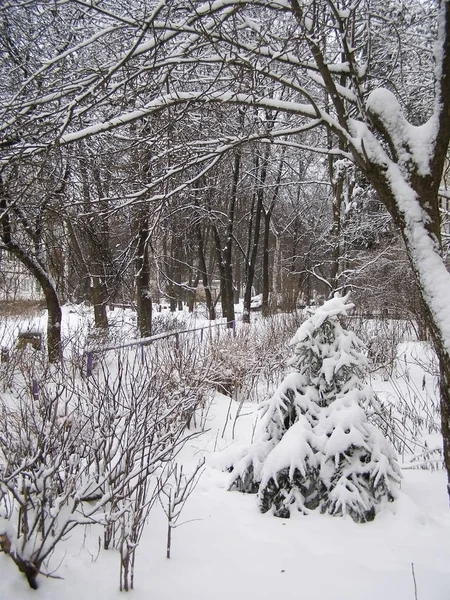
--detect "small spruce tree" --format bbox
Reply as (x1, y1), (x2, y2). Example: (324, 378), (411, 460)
(229, 294), (401, 522)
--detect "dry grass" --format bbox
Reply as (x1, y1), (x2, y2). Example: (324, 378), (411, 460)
(0, 300), (46, 317)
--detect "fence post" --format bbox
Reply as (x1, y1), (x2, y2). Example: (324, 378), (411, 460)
(175, 333), (180, 350)
(32, 378), (39, 399)
(232, 320), (236, 338)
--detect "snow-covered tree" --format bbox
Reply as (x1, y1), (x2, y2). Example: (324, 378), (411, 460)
(230, 295), (401, 522)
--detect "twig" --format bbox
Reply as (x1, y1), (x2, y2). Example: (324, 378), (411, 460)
(411, 562), (418, 600)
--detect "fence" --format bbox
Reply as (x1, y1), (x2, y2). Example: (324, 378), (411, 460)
(84, 319), (237, 376)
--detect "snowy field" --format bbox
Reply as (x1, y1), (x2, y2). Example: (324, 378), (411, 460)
(1, 305), (450, 599)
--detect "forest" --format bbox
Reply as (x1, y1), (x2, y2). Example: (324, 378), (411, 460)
(1, 0), (450, 597)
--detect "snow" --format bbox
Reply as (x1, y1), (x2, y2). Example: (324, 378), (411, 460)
(366, 88), (436, 177)
(1, 308), (450, 598)
(290, 294), (355, 344)
(2, 393), (450, 600)
(259, 418), (317, 484)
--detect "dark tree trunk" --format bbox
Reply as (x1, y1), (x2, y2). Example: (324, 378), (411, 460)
(244, 155), (258, 290)
(262, 151), (283, 316)
(197, 223), (216, 320)
(19, 560), (40, 590)
(0, 533), (41, 590)
(233, 256), (241, 304)
(43, 276), (63, 363)
(0, 179), (62, 362)
(93, 163), (110, 328)
(135, 215), (152, 337)
(76, 149), (111, 326)
(328, 155), (344, 294)
(438, 346), (450, 499)
(92, 272), (109, 329)
(222, 148), (241, 327)
(166, 233), (182, 313)
(368, 161), (450, 500)
(212, 223), (228, 317)
(243, 143), (270, 323)
(209, 145), (241, 327)
(2, 242), (62, 362)
(261, 208), (272, 316)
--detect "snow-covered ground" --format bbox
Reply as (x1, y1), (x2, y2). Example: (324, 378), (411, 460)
(2, 395), (450, 600)
(1, 307), (450, 599)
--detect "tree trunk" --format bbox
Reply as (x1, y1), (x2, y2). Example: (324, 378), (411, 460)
(262, 151), (283, 316)
(92, 272), (109, 329)
(272, 233), (282, 303)
(43, 277), (63, 363)
(0, 181), (62, 362)
(18, 559), (40, 590)
(438, 345), (450, 499)
(166, 520), (172, 559)
(221, 148), (241, 327)
(210, 184), (236, 325)
(197, 223), (216, 320)
(135, 215), (152, 337)
(234, 256), (241, 304)
(408, 270), (450, 499)
(4, 243), (62, 362)
(0, 533), (41, 590)
(212, 223), (228, 318)
(243, 144), (270, 323)
(244, 155), (258, 292)
(261, 208), (271, 316)
(93, 162), (110, 328)
(371, 167), (450, 500)
(328, 155), (344, 294)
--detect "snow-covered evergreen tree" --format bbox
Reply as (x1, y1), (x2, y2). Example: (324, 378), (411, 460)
(229, 294), (401, 522)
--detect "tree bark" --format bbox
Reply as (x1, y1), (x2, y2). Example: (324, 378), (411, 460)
(0, 243), (62, 362)
(328, 154), (344, 294)
(135, 214), (152, 337)
(208, 147), (240, 327)
(92, 272), (109, 329)
(368, 166), (450, 498)
(222, 149), (241, 327)
(197, 222), (216, 320)
(1, 530), (41, 589)
(243, 142), (270, 323)
(438, 344), (450, 499)
(262, 151), (283, 316)
(261, 208), (271, 316)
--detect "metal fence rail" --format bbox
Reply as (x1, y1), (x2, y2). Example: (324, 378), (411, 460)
(85, 319), (236, 376)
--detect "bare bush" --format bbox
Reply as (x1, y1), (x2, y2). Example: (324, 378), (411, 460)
(210, 312), (304, 404)
(0, 337), (206, 590)
(369, 346), (442, 469)
(347, 312), (417, 378)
